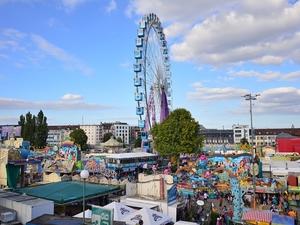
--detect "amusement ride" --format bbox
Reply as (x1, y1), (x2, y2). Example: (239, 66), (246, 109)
(133, 13), (172, 152)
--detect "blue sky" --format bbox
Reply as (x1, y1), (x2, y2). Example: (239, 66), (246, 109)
(0, 0), (300, 129)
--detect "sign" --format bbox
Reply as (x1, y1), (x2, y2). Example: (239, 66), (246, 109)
(167, 184), (177, 205)
(92, 205), (113, 225)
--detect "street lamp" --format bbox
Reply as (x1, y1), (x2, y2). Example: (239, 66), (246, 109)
(242, 93), (260, 209)
(80, 169), (89, 224)
(242, 93), (260, 151)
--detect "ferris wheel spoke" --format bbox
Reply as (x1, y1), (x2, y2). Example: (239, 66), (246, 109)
(134, 13), (172, 135)
(146, 34), (162, 74)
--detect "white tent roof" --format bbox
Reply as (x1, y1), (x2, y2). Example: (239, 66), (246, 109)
(73, 209), (92, 218)
(123, 207), (172, 225)
(101, 137), (123, 147)
(103, 201), (136, 221)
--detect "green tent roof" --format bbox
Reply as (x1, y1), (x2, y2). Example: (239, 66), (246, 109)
(16, 181), (120, 205)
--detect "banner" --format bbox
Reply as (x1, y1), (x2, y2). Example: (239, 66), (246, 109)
(92, 205), (113, 225)
(167, 184), (177, 206)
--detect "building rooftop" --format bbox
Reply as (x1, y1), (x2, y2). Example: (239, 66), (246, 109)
(26, 214), (83, 225)
(86, 152), (157, 159)
(15, 181), (120, 205)
(262, 159), (300, 175)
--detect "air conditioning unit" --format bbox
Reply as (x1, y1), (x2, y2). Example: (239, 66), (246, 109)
(0, 211), (17, 223)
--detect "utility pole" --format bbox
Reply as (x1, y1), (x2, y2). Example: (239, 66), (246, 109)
(242, 93), (260, 209)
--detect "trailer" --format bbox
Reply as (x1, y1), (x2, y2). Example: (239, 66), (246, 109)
(0, 190), (54, 224)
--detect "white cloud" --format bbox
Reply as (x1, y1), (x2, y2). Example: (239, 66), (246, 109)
(0, 116), (19, 124)
(188, 83), (300, 114)
(0, 96), (113, 110)
(172, 1), (300, 65)
(106, 0), (117, 13)
(0, 29), (93, 75)
(127, 0), (238, 22)
(0, 0), (88, 11)
(31, 34), (93, 75)
(129, 0), (300, 65)
(61, 93), (82, 101)
(256, 87), (300, 114)
(187, 82), (248, 101)
(164, 23), (190, 39)
(2, 28), (26, 39)
(61, 0), (87, 11)
(231, 70), (300, 81)
(253, 55), (284, 65)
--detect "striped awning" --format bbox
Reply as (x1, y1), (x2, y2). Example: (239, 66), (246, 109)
(242, 210), (273, 223)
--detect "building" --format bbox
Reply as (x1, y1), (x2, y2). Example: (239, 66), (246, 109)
(130, 125), (141, 144)
(80, 124), (102, 146)
(47, 130), (65, 146)
(254, 129), (278, 147)
(255, 128), (300, 148)
(200, 129), (234, 145)
(47, 125), (79, 146)
(0, 125), (21, 140)
(276, 133), (300, 153)
(100, 122), (114, 142)
(232, 124), (250, 144)
(113, 122), (130, 145)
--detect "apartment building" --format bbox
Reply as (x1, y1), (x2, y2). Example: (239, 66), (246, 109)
(200, 129), (234, 145)
(0, 125), (21, 140)
(100, 122), (114, 142)
(47, 125), (79, 146)
(80, 124), (102, 146)
(113, 122), (130, 145)
(232, 124), (250, 144)
(255, 128), (300, 147)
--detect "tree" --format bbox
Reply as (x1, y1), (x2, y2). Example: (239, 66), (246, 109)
(240, 137), (249, 145)
(18, 115), (25, 138)
(18, 111), (48, 148)
(151, 108), (204, 159)
(134, 136), (142, 148)
(34, 110), (48, 148)
(116, 137), (123, 143)
(21, 112), (36, 144)
(103, 132), (113, 142)
(70, 129), (88, 151)
(239, 137), (251, 151)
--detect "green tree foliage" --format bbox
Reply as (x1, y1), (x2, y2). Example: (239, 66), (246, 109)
(239, 137), (251, 151)
(18, 111), (48, 148)
(151, 108), (204, 157)
(134, 136), (142, 148)
(18, 115), (25, 138)
(34, 110), (48, 148)
(116, 137), (123, 143)
(70, 129), (88, 151)
(103, 132), (113, 142)
(23, 112), (35, 143)
(240, 137), (249, 145)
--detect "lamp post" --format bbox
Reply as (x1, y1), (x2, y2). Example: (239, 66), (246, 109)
(242, 93), (260, 209)
(80, 169), (89, 224)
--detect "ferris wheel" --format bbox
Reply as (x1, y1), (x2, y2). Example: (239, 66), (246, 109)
(134, 13), (172, 145)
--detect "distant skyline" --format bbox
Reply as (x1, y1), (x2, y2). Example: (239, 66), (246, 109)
(1, 0), (300, 129)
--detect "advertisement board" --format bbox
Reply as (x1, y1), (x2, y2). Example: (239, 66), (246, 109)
(167, 184), (177, 206)
(92, 205), (113, 225)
